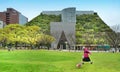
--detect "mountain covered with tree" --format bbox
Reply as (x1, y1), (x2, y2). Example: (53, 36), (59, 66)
(26, 13), (113, 45)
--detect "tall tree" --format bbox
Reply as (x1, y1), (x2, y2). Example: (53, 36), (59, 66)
(105, 24), (120, 52)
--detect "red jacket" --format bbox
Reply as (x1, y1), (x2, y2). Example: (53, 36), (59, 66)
(84, 48), (91, 58)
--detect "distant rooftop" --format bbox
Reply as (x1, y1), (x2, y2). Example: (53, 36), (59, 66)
(41, 7), (95, 15)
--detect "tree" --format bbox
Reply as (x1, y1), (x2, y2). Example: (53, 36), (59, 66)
(3, 24), (25, 50)
(0, 29), (7, 48)
(23, 26), (42, 49)
(0, 24), (55, 50)
(105, 24), (120, 52)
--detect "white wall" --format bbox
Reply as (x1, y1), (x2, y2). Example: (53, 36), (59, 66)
(0, 21), (4, 28)
(41, 11), (61, 15)
(19, 14), (28, 25)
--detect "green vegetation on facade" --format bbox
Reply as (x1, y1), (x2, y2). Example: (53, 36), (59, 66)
(26, 14), (61, 34)
(26, 14), (113, 45)
(76, 14), (112, 44)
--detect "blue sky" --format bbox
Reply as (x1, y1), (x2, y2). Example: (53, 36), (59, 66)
(0, 0), (120, 26)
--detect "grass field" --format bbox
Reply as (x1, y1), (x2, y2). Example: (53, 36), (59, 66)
(0, 50), (120, 72)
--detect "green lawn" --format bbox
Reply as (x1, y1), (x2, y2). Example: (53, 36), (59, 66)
(0, 50), (120, 72)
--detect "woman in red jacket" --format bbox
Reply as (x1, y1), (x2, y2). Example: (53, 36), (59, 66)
(82, 46), (93, 64)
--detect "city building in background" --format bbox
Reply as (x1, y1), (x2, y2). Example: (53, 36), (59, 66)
(0, 8), (28, 25)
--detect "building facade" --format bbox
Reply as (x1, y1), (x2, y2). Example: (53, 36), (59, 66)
(50, 22), (76, 49)
(50, 7), (76, 49)
(42, 7), (96, 50)
(0, 8), (28, 25)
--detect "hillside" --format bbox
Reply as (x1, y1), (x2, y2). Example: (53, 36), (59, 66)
(76, 14), (112, 44)
(26, 13), (113, 45)
(26, 14), (61, 34)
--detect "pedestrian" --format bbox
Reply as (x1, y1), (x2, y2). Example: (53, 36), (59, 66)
(111, 48), (115, 53)
(82, 46), (93, 64)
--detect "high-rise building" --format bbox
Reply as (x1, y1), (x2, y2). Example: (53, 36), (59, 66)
(0, 8), (28, 25)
